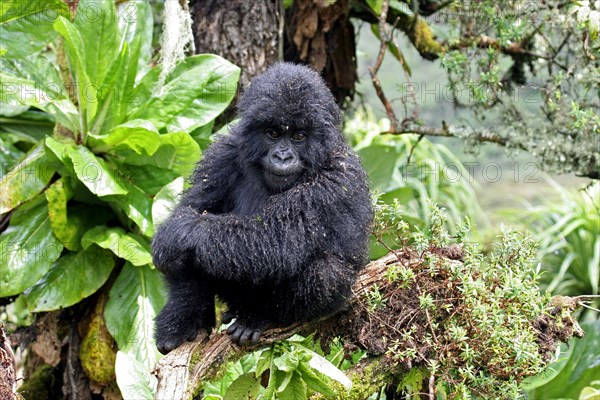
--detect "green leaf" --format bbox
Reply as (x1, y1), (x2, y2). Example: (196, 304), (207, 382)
(0, 0), (69, 59)
(357, 144), (402, 192)
(74, 0), (120, 90)
(105, 263), (165, 369)
(66, 145), (128, 196)
(365, 0), (383, 14)
(370, 24), (412, 76)
(223, 373), (261, 400)
(278, 372), (307, 400)
(82, 226), (152, 266)
(128, 54), (240, 133)
(0, 141), (56, 214)
(88, 119), (161, 156)
(106, 179), (154, 237)
(45, 178), (111, 250)
(379, 187), (414, 205)
(0, 55), (67, 99)
(53, 16), (98, 127)
(273, 352), (299, 372)
(0, 73), (79, 131)
(119, 132), (201, 177)
(255, 348), (273, 378)
(152, 177), (184, 227)
(114, 350), (157, 400)
(0, 135), (24, 173)
(116, 162), (179, 196)
(297, 363), (336, 397)
(306, 349), (352, 389)
(0, 195), (63, 297)
(117, 0), (153, 79)
(524, 320), (600, 399)
(24, 245), (114, 312)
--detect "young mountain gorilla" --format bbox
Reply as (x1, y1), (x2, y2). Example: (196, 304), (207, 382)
(152, 63), (373, 354)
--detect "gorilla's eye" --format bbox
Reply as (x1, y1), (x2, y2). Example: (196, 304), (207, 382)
(266, 129), (281, 139)
(292, 132), (306, 142)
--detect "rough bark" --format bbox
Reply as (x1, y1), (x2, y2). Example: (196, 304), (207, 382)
(190, 0), (281, 89)
(0, 325), (17, 400)
(285, 0), (358, 104)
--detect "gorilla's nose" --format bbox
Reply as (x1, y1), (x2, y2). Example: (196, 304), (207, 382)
(273, 150), (294, 163)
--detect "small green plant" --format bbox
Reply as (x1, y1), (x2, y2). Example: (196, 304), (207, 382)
(203, 335), (352, 400)
(359, 203), (565, 399)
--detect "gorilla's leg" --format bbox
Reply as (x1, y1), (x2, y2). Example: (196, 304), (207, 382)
(218, 282), (275, 345)
(222, 255), (356, 345)
(155, 271), (215, 354)
(276, 255), (356, 323)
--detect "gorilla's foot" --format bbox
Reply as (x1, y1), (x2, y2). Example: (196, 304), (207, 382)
(221, 309), (237, 325)
(226, 317), (271, 345)
(155, 304), (209, 355)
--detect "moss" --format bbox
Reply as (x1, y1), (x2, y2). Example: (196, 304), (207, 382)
(397, 15), (443, 60)
(79, 297), (116, 384)
(18, 365), (58, 400)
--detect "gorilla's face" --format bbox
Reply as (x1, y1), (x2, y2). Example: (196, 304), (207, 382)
(259, 126), (307, 191)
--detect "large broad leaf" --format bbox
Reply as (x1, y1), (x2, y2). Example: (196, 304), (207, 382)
(117, 0), (153, 79)
(0, 0), (69, 59)
(53, 16), (98, 126)
(116, 162), (180, 196)
(45, 137), (128, 197)
(89, 43), (134, 136)
(0, 110), (56, 143)
(128, 55), (240, 133)
(152, 177), (185, 227)
(88, 119), (161, 158)
(23, 245), (114, 312)
(66, 145), (128, 197)
(0, 55), (67, 99)
(106, 178), (154, 237)
(223, 373), (261, 400)
(0, 73), (79, 131)
(105, 263), (165, 370)
(523, 320), (600, 399)
(357, 144), (402, 192)
(45, 178), (112, 250)
(0, 142), (56, 214)
(121, 132), (201, 177)
(73, 0), (120, 90)
(0, 135), (24, 174)
(114, 351), (157, 400)
(0, 195), (63, 297)
(82, 226), (152, 266)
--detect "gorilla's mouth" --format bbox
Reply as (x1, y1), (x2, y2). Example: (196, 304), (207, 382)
(262, 166), (302, 190)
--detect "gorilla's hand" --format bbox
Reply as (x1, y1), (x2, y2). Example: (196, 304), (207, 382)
(151, 233), (187, 274)
(151, 213), (204, 274)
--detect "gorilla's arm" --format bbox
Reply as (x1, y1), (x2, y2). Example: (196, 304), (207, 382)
(154, 155), (369, 285)
(152, 137), (240, 270)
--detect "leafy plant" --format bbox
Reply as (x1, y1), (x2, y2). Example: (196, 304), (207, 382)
(345, 108), (487, 258)
(0, 0), (239, 397)
(518, 182), (599, 298)
(203, 335), (352, 400)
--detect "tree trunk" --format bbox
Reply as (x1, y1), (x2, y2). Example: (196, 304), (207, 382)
(190, 0), (281, 88)
(189, 0), (357, 105)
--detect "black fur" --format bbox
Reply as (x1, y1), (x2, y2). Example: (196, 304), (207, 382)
(152, 63), (373, 354)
